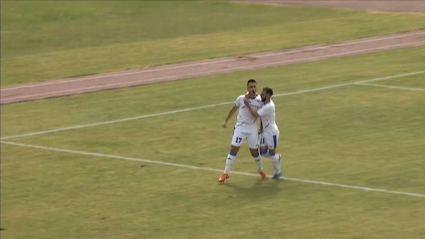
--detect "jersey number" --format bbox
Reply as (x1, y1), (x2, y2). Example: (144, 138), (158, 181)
(235, 137), (242, 143)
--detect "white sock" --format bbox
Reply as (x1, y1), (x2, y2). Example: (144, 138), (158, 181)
(224, 154), (237, 174)
(253, 154), (263, 172)
(268, 153), (281, 174)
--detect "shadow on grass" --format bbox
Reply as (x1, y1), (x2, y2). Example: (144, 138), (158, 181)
(221, 177), (283, 199)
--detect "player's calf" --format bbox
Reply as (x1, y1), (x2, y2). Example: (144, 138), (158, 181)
(219, 146), (240, 182)
(249, 148), (262, 171)
(249, 148), (267, 179)
(268, 150), (282, 179)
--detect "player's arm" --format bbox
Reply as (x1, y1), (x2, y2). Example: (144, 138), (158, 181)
(259, 118), (263, 134)
(243, 98), (261, 119)
(222, 104), (238, 128)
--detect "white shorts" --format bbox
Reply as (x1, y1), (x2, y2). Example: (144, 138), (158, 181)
(260, 131), (279, 150)
(231, 126), (259, 149)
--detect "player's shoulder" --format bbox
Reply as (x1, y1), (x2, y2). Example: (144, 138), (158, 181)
(236, 94), (245, 101)
(263, 101), (275, 110)
(254, 95), (263, 103)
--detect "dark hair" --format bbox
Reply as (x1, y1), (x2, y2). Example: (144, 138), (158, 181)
(263, 87), (273, 96)
(247, 79), (256, 85)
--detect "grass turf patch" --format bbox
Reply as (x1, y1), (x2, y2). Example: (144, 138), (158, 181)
(2, 0), (425, 85)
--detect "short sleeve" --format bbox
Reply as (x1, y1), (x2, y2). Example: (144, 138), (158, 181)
(257, 104), (271, 117)
(235, 95), (243, 107)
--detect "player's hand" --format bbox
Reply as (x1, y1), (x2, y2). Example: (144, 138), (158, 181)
(222, 122), (227, 128)
(243, 98), (250, 105)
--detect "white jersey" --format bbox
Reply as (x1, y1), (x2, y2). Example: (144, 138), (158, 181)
(257, 99), (279, 133)
(234, 94), (264, 129)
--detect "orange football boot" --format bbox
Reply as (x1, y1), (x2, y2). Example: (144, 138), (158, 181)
(218, 173), (229, 182)
(259, 171), (268, 179)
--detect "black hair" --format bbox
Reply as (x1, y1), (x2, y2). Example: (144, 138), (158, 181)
(263, 87), (273, 96)
(247, 79), (256, 85)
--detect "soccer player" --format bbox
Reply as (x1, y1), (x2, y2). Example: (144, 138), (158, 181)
(219, 79), (267, 182)
(243, 87), (282, 179)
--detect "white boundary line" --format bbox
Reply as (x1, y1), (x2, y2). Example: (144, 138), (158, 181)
(2, 71), (425, 140)
(2, 31), (424, 92)
(3, 41), (424, 103)
(356, 83), (425, 92)
(1, 140), (424, 198)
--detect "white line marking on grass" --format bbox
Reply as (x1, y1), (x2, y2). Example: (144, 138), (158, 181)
(2, 41), (425, 103)
(356, 83), (425, 92)
(1, 102), (234, 140)
(2, 140), (425, 198)
(2, 31), (424, 92)
(2, 71), (425, 140)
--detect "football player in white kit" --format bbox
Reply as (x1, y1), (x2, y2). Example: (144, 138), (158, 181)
(219, 79), (268, 182)
(243, 87), (282, 179)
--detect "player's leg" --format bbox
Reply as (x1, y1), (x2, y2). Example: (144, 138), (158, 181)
(259, 136), (269, 156)
(264, 132), (282, 179)
(219, 128), (246, 182)
(247, 131), (267, 179)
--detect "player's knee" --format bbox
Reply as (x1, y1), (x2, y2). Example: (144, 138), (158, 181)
(251, 153), (260, 160)
(230, 145), (240, 154)
(249, 149), (259, 158)
(250, 151), (259, 157)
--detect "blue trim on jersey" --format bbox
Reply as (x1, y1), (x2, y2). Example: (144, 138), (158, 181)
(273, 135), (277, 149)
(229, 152), (237, 157)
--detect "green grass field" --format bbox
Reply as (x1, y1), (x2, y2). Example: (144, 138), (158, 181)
(2, 0), (425, 85)
(2, 47), (425, 239)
